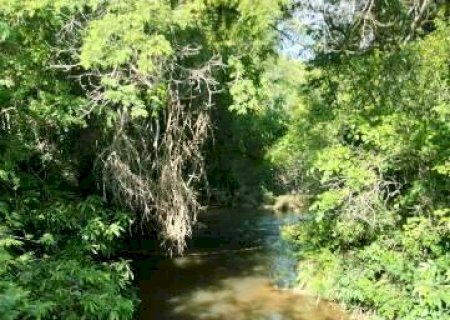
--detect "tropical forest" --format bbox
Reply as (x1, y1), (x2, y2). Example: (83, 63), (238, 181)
(0, 1), (449, 319)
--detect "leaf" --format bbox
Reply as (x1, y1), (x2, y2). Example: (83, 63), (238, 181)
(130, 106), (149, 119)
(39, 233), (55, 246)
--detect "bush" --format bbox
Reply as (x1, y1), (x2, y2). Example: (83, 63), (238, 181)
(276, 20), (450, 319)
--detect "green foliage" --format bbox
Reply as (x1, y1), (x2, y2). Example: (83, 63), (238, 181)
(206, 56), (298, 198)
(4, 0), (448, 318)
(0, 191), (136, 319)
(276, 19), (450, 319)
(0, 0), (289, 317)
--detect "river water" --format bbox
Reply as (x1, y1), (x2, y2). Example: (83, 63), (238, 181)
(136, 208), (347, 320)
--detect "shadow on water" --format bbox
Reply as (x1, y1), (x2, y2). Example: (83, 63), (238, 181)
(135, 208), (347, 320)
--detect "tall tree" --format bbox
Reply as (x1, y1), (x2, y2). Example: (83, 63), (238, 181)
(0, 1), (288, 318)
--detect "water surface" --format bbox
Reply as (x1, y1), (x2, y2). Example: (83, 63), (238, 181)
(137, 208), (347, 320)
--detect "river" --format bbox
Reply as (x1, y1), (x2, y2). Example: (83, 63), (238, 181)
(135, 208), (347, 320)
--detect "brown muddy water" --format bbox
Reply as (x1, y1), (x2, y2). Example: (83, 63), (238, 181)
(136, 209), (347, 320)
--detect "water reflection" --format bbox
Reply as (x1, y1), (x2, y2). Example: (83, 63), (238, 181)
(137, 209), (347, 320)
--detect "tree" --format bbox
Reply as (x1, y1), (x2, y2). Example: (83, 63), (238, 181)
(0, 0), (288, 318)
(276, 16), (450, 319)
(284, 0), (449, 55)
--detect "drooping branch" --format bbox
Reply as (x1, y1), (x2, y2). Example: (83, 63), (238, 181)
(98, 51), (224, 255)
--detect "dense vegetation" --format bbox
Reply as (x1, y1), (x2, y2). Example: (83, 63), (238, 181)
(274, 4), (450, 320)
(0, 0), (449, 319)
(0, 0), (285, 318)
